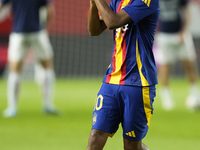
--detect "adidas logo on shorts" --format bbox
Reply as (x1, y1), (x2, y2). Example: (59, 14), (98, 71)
(126, 131), (136, 137)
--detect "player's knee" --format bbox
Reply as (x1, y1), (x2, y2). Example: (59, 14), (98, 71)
(124, 139), (149, 150)
(87, 129), (108, 150)
(88, 129), (108, 145)
(124, 140), (137, 150)
(90, 129), (104, 140)
(124, 144), (137, 150)
(9, 61), (23, 73)
(39, 59), (53, 69)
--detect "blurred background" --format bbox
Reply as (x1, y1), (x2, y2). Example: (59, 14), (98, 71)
(0, 0), (199, 79)
(0, 0), (200, 78)
(0, 0), (114, 79)
(0, 0), (200, 150)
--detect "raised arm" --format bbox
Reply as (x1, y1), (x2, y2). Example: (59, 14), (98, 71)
(0, 2), (11, 22)
(46, 2), (55, 27)
(0, 2), (2, 9)
(92, 0), (133, 30)
(88, 0), (107, 36)
(179, 3), (191, 42)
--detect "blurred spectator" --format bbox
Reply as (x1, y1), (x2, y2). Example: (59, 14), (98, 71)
(154, 0), (200, 111)
(189, 0), (200, 37)
(0, 0), (59, 117)
(0, 3), (11, 77)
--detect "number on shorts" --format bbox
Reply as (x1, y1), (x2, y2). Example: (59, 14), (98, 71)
(95, 95), (103, 110)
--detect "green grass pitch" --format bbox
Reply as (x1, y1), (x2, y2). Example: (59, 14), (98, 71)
(0, 78), (200, 150)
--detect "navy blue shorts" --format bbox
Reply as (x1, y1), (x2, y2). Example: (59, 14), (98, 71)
(92, 83), (156, 141)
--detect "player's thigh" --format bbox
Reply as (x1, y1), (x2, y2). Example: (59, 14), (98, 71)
(39, 58), (54, 69)
(120, 85), (156, 141)
(179, 32), (196, 61)
(8, 33), (28, 63)
(92, 83), (121, 137)
(9, 61), (24, 73)
(155, 33), (179, 65)
(31, 30), (54, 62)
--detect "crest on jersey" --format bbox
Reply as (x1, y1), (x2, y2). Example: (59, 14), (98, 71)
(92, 113), (97, 125)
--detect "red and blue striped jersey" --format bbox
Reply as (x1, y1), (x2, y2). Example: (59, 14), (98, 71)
(103, 0), (160, 86)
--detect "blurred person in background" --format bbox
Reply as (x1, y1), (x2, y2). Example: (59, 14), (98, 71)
(86, 0), (159, 149)
(154, 0), (200, 111)
(0, 0), (59, 117)
(0, 4), (11, 77)
(189, 0), (200, 38)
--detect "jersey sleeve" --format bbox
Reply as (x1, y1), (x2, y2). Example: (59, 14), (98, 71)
(123, 0), (158, 25)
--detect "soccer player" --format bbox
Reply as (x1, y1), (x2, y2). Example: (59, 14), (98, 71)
(86, 0), (159, 149)
(0, 0), (59, 117)
(154, 0), (200, 110)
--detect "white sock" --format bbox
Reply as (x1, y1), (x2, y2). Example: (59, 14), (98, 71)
(189, 84), (200, 98)
(42, 69), (55, 109)
(7, 72), (20, 110)
(186, 84), (200, 109)
(160, 87), (173, 101)
(160, 87), (174, 110)
(34, 63), (45, 86)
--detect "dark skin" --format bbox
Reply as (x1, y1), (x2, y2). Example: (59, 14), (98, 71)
(88, 0), (132, 35)
(86, 0), (150, 149)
